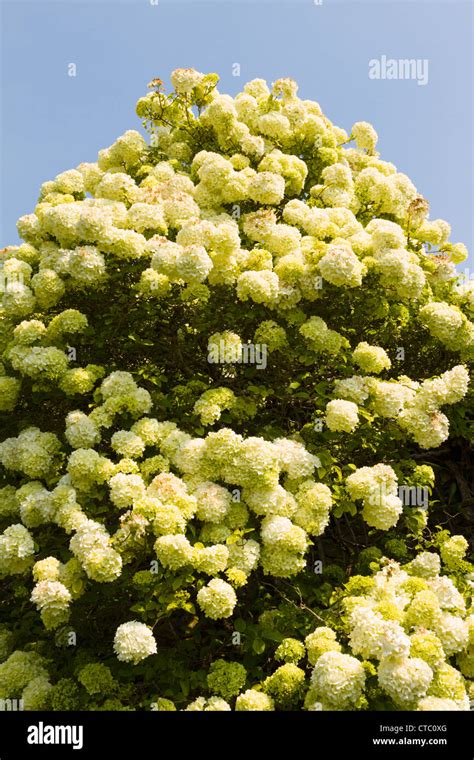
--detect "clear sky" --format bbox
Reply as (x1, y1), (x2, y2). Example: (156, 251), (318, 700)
(1, 0), (472, 272)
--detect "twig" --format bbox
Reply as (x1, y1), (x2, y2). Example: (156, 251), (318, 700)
(261, 580), (327, 624)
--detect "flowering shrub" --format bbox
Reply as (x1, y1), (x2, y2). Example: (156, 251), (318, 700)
(0, 69), (473, 712)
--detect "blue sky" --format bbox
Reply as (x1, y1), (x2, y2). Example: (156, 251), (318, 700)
(1, 0), (472, 272)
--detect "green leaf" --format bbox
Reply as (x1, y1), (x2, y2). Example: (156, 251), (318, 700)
(259, 627), (285, 643)
(252, 638), (265, 654)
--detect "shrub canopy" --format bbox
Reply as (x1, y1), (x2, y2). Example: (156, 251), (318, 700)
(0, 68), (473, 712)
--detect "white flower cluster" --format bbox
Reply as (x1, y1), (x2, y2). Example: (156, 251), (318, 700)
(342, 559), (471, 709)
(420, 301), (474, 360)
(0, 650), (50, 703)
(0, 524), (35, 577)
(397, 365), (470, 449)
(0, 427), (61, 479)
(307, 651), (366, 710)
(330, 365), (469, 449)
(7, 69), (467, 324)
(197, 578), (237, 619)
(346, 464), (403, 530)
(0, 386), (327, 634)
(1, 69), (472, 698)
(113, 621), (157, 664)
(30, 580), (71, 630)
(352, 342), (391, 374)
(325, 399), (359, 433)
(70, 520), (122, 583)
(185, 696), (231, 711)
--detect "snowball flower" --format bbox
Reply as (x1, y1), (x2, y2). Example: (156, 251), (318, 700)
(114, 621), (157, 664)
(194, 482), (232, 523)
(318, 244), (365, 288)
(352, 121), (378, 152)
(293, 481), (333, 537)
(419, 302), (466, 350)
(362, 493), (403, 531)
(170, 69), (204, 95)
(305, 627), (341, 665)
(260, 515), (308, 554)
(237, 269), (280, 305)
(349, 606), (410, 660)
(207, 659), (247, 699)
(417, 697), (461, 711)
(109, 473), (146, 509)
(111, 430), (145, 459)
(440, 535), (469, 569)
(0, 524), (35, 576)
(197, 579), (237, 619)
(65, 411), (100, 449)
(30, 580), (71, 630)
(70, 519), (122, 582)
(155, 534), (195, 570)
(353, 342), (391, 374)
(235, 689), (274, 711)
(378, 656), (433, 707)
(310, 651), (366, 709)
(333, 375), (371, 404)
(325, 399), (359, 433)
(272, 438), (319, 479)
(407, 552), (441, 579)
(185, 696), (231, 711)
(248, 172), (285, 205)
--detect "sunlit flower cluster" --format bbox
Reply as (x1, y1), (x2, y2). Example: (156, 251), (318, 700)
(1, 68), (472, 713)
